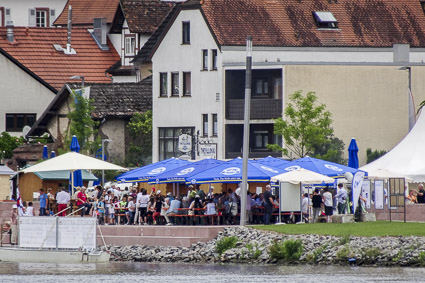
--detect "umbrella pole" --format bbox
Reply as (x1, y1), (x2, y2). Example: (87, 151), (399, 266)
(279, 182), (282, 223)
(71, 170), (75, 198)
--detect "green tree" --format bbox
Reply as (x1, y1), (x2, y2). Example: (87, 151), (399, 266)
(269, 90), (344, 162)
(126, 110), (152, 167)
(366, 148), (386, 164)
(0, 132), (25, 159)
(65, 90), (100, 154)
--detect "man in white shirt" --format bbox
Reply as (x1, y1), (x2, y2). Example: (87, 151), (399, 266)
(323, 187), (333, 223)
(134, 187), (143, 224)
(335, 183), (348, 214)
(56, 187), (70, 217)
(301, 193), (309, 223)
(112, 184), (121, 200)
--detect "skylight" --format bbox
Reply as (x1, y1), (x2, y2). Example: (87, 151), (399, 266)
(313, 11), (338, 28)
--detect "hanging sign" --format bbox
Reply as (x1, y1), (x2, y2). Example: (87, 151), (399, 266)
(178, 134), (192, 153)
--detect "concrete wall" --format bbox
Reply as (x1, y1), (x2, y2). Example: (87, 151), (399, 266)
(152, 9), (223, 162)
(0, 174), (11, 200)
(0, 0), (67, 27)
(0, 54), (56, 135)
(99, 119), (126, 164)
(284, 65), (425, 166)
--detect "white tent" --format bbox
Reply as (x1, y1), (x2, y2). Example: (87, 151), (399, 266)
(360, 110), (425, 182)
(22, 152), (127, 173)
(271, 168), (334, 184)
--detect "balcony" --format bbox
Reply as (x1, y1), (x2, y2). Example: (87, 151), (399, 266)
(226, 151), (282, 159)
(226, 99), (282, 120)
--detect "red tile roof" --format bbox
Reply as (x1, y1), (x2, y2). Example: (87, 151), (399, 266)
(54, 0), (120, 26)
(0, 27), (120, 90)
(196, 0), (425, 47)
(121, 0), (175, 34)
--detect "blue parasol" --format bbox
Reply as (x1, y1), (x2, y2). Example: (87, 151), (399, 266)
(277, 156), (364, 178)
(147, 158), (225, 184)
(186, 157), (286, 184)
(115, 157), (191, 183)
(42, 145), (48, 160)
(69, 135), (83, 194)
(254, 156), (290, 168)
(348, 138), (359, 169)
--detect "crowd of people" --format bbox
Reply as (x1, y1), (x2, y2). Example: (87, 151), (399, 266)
(17, 184), (295, 226)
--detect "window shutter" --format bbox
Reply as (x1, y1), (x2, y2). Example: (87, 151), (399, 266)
(50, 9), (55, 26)
(28, 8), (36, 26)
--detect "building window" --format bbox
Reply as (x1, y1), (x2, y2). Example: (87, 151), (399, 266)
(6, 113), (36, 132)
(171, 72), (179, 96)
(36, 8), (48, 27)
(182, 21), (190, 44)
(183, 72), (191, 96)
(202, 114), (208, 136)
(211, 49), (217, 70)
(159, 127), (195, 160)
(212, 114), (217, 136)
(313, 11), (338, 29)
(50, 9), (56, 26)
(125, 36), (136, 56)
(160, 72), (168, 97)
(253, 131), (269, 149)
(202, 50), (208, 70)
(254, 78), (269, 97)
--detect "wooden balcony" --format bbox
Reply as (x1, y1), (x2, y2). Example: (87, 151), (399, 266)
(226, 99), (282, 120)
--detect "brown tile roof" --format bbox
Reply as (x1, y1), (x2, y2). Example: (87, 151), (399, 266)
(28, 77), (152, 136)
(196, 0), (425, 48)
(120, 0), (175, 34)
(54, 0), (120, 26)
(0, 27), (120, 91)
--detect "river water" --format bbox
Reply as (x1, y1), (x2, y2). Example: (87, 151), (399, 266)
(0, 262), (424, 282)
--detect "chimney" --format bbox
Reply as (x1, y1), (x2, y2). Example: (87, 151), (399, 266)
(6, 21), (14, 43)
(66, 5), (72, 53)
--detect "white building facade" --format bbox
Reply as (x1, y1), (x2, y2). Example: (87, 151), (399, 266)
(150, 1), (425, 166)
(0, 0), (66, 27)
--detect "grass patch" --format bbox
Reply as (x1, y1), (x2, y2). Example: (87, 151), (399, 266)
(254, 221), (425, 237)
(216, 236), (238, 255)
(269, 239), (303, 262)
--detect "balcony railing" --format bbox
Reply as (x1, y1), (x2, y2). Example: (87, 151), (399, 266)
(226, 151), (282, 159)
(226, 99), (282, 120)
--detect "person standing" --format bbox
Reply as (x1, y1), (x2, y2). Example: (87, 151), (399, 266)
(323, 187), (333, 223)
(335, 183), (348, 214)
(56, 187), (70, 216)
(312, 189), (322, 223)
(417, 184), (425, 203)
(10, 205), (18, 245)
(39, 189), (48, 216)
(263, 185), (274, 225)
(301, 193), (309, 223)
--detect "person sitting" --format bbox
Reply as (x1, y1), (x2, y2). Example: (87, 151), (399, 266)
(406, 189), (418, 204)
(164, 196), (182, 226)
(76, 187), (91, 217)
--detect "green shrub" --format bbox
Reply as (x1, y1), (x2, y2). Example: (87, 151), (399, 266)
(269, 239), (303, 262)
(418, 251), (425, 266)
(216, 236), (238, 255)
(338, 235), (351, 246)
(246, 242), (262, 260)
(336, 245), (351, 263)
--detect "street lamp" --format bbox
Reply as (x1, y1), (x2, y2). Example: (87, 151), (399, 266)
(101, 139), (112, 186)
(70, 75), (85, 87)
(398, 66), (415, 131)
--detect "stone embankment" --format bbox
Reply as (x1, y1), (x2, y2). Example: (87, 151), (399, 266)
(108, 227), (425, 266)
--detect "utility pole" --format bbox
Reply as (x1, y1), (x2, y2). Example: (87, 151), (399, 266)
(240, 36), (252, 226)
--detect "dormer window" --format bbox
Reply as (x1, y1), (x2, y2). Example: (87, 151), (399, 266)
(313, 11), (338, 29)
